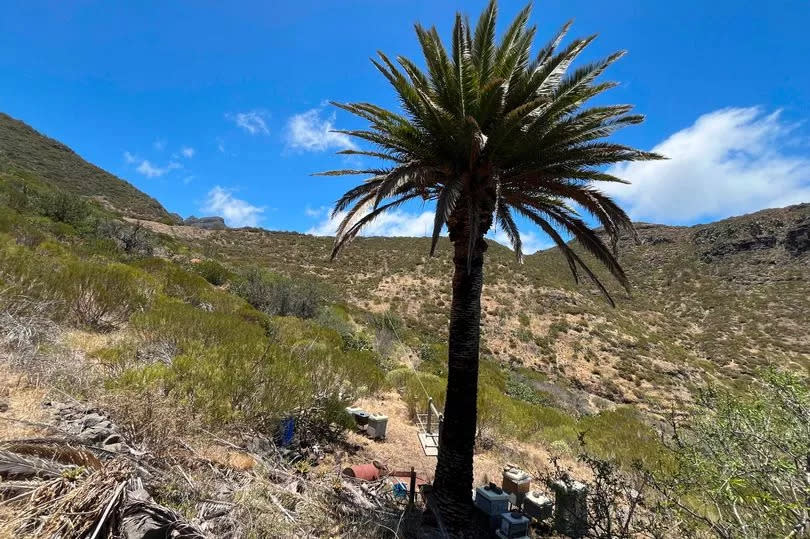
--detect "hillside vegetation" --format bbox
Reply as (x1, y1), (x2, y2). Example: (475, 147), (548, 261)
(0, 113), (172, 222)
(135, 204), (810, 416)
(1, 115), (808, 537)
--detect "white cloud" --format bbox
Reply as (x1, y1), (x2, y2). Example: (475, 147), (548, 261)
(307, 206), (551, 254)
(123, 151), (137, 164)
(135, 160), (181, 178)
(604, 107), (810, 224)
(304, 206), (328, 218)
(490, 228), (552, 255)
(286, 108), (356, 152)
(227, 110), (269, 135)
(202, 186), (265, 227)
(153, 138), (167, 151)
(308, 209), (433, 237)
(180, 146), (195, 158)
(216, 138), (226, 153)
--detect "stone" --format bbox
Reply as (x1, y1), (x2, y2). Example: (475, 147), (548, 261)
(103, 434), (123, 445)
(785, 219), (810, 255)
(81, 413), (105, 427)
(0, 399), (9, 413)
(80, 425), (114, 443)
(183, 216), (227, 230)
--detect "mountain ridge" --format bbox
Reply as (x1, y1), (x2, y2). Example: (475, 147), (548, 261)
(0, 112), (172, 222)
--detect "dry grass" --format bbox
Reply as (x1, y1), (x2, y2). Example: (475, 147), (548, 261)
(0, 370), (51, 440)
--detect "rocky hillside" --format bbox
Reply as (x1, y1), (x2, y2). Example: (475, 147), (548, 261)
(134, 202), (810, 415)
(2, 111), (808, 415)
(0, 113), (171, 222)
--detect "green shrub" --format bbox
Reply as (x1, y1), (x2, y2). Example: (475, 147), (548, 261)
(38, 190), (89, 225)
(195, 259), (230, 286)
(95, 219), (154, 255)
(133, 296), (265, 348)
(234, 267), (325, 318)
(57, 259), (154, 330)
(418, 342), (448, 377)
(125, 298), (384, 430)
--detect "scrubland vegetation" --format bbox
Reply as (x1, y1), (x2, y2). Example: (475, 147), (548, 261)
(1, 122), (809, 536)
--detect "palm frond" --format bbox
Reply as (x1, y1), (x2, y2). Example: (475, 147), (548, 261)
(320, 1), (664, 304)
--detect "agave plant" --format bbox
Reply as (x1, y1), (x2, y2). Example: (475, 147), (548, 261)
(320, 1), (662, 532)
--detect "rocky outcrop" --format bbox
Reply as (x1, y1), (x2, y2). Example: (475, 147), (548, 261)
(46, 401), (126, 453)
(692, 203), (810, 261)
(785, 217), (810, 256)
(183, 215), (227, 230)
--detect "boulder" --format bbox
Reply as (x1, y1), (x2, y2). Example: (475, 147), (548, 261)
(785, 218), (810, 255)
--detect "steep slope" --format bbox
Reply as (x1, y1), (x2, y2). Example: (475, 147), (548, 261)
(2, 112), (807, 414)
(0, 112), (171, 222)
(133, 203), (810, 414)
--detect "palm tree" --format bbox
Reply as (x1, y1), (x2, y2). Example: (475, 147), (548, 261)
(320, 1), (662, 534)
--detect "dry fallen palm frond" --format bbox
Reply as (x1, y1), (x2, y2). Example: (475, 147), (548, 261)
(6, 460), (130, 538)
(0, 441), (207, 539)
(0, 448), (73, 479)
(1, 438), (103, 470)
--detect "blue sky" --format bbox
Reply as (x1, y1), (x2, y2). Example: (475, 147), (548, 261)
(2, 1), (809, 252)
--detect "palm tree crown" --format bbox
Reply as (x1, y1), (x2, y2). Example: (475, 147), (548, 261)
(320, 2), (662, 302)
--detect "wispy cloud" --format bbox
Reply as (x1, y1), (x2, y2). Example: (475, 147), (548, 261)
(604, 107), (810, 224)
(153, 138), (167, 151)
(307, 208), (432, 237)
(227, 110), (269, 135)
(304, 206), (329, 218)
(286, 108), (356, 152)
(180, 146), (195, 158)
(306, 205), (550, 254)
(135, 159), (181, 178)
(123, 151), (137, 164)
(216, 138), (226, 153)
(203, 186), (265, 227)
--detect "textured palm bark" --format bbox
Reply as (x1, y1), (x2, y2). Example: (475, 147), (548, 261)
(424, 184), (495, 535)
(429, 237), (486, 535)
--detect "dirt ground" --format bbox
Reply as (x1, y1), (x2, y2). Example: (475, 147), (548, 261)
(0, 370), (51, 440)
(346, 391), (580, 489)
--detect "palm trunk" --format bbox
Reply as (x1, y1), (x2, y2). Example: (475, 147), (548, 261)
(428, 233), (487, 536)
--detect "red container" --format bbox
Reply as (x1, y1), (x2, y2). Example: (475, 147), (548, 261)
(342, 463), (381, 481)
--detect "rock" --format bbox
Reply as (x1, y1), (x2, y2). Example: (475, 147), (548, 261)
(0, 399), (8, 413)
(183, 215), (227, 230)
(103, 434), (123, 445)
(81, 413), (105, 427)
(785, 218), (810, 255)
(80, 425), (114, 443)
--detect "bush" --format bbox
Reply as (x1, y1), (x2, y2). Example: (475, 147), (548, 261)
(95, 219), (154, 255)
(234, 267), (325, 318)
(652, 369), (810, 538)
(195, 259), (230, 286)
(38, 190), (89, 225)
(126, 298), (384, 430)
(57, 259), (154, 330)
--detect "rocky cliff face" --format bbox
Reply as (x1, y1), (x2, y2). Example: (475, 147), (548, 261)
(692, 203), (810, 261)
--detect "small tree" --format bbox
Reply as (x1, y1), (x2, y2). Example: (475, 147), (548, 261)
(235, 267), (324, 319)
(653, 370), (810, 538)
(39, 190), (89, 225)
